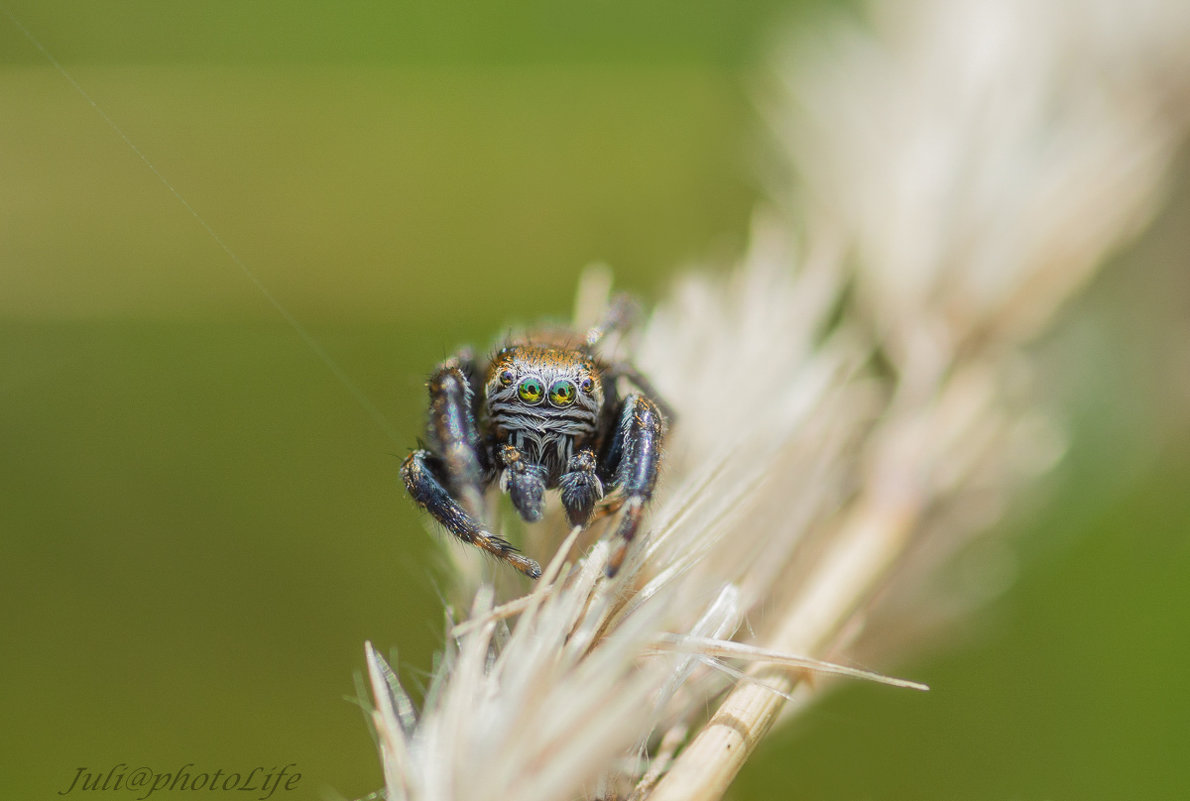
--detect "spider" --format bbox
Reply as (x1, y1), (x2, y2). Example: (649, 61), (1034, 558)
(401, 299), (669, 579)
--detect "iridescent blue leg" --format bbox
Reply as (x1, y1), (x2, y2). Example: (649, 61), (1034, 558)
(603, 394), (667, 576)
(584, 293), (640, 348)
(609, 363), (677, 424)
(424, 354), (486, 521)
(401, 449), (542, 579)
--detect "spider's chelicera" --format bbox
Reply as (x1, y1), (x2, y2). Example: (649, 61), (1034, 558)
(401, 300), (669, 579)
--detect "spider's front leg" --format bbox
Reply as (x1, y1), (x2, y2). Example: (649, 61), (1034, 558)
(603, 393), (667, 576)
(402, 451), (541, 578)
(424, 354), (486, 520)
(401, 355), (541, 579)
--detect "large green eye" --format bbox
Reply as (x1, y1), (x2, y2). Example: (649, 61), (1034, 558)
(548, 379), (577, 407)
(517, 377), (545, 404)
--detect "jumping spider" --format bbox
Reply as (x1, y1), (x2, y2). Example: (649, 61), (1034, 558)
(401, 299), (669, 579)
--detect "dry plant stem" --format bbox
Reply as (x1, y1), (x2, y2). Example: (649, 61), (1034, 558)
(648, 635), (928, 691)
(628, 725), (688, 801)
(650, 500), (919, 800)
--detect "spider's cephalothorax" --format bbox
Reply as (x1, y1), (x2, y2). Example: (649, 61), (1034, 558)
(401, 301), (669, 579)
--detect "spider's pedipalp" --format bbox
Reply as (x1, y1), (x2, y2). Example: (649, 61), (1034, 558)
(497, 444), (547, 523)
(559, 448), (604, 527)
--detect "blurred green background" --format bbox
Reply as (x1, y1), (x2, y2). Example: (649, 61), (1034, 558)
(2, 3), (1187, 800)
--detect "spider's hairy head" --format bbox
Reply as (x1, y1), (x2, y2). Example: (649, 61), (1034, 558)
(484, 345), (605, 417)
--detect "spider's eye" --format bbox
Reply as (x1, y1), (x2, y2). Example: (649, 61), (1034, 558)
(498, 368), (515, 387)
(579, 376), (595, 394)
(517, 377), (545, 404)
(548, 379), (577, 407)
